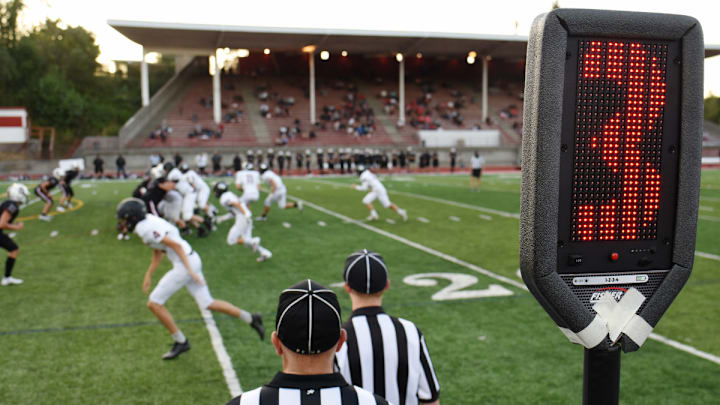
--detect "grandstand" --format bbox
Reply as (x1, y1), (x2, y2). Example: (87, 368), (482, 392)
(2, 21), (719, 176)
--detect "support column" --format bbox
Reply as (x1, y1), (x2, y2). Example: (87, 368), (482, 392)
(398, 57), (405, 126)
(212, 54), (222, 124)
(309, 52), (316, 124)
(482, 55), (489, 123)
(141, 48), (150, 107)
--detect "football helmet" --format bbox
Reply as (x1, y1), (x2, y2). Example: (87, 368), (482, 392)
(245, 162), (254, 171)
(163, 162), (175, 173)
(213, 181), (228, 198)
(259, 163), (268, 174)
(179, 163), (190, 173)
(7, 183), (29, 205)
(52, 168), (65, 180)
(167, 169), (182, 182)
(356, 164), (365, 175)
(116, 198), (147, 232)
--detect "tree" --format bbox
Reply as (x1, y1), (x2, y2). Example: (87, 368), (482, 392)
(706, 96), (720, 125)
(0, 0), (23, 47)
(0, 0), (174, 152)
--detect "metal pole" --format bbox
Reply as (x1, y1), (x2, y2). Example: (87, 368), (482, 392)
(481, 55), (489, 123)
(583, 346), (621, 405)
(213, 54), (222, 124)
(399, 58), (405, 126)
(141, 49), (150, 107)
(309, 52), (316, 125)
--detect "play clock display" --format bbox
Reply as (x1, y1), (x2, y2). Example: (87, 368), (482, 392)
(557, 37), (681, 273)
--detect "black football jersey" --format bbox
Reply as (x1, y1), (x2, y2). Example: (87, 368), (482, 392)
(64, 170), (78, 184)
(44, 176), (59, 190)
(141, 178), (168, 209)
(0, 200), (20, 229)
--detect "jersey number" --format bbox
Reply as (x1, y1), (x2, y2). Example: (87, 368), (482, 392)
(403, 273), (514, 301)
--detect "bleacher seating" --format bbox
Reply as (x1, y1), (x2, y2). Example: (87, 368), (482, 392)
(125, 56), (525, 149)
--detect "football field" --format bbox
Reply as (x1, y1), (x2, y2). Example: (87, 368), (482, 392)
(1, 170), (719, 404)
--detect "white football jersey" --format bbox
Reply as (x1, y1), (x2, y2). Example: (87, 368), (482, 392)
(260, 170), (285, 191)
(168, 168), (194, 195)
(183, 169), (209, 192)
(134, 214), (192, 264)
(219, 191), (248, 217)
(360, 170), (385, 193)
(235, 170), (261, 191)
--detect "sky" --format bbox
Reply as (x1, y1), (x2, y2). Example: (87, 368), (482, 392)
(16, 0), (720, 96)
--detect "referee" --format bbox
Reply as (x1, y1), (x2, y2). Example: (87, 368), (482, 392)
(226, 279), (389, 405)
(336, 249), (440, 405)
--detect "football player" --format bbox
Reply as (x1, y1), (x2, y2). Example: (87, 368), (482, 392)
(256, 164), (302, 221)
(116, 198), (265, 360)
(167, 164), (208, 237)
(352, 165), (407, 221)
(34, 173), (60, 221)
(1, 184), (29, 286)
(213, 182), (272, 262)
(57, 165), (80, 211)
(234, 162), (261, 208)
(179, 163), (215, 225)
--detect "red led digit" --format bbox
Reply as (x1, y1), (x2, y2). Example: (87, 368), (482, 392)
(572, 40), (666, 242)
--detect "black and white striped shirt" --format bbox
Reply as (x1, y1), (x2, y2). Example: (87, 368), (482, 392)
(226, 372), (390, 405)
(335, 307), (440, 405)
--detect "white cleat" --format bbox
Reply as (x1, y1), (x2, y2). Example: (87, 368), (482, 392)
(1, 277), (23, 286)
(56, 206), (66, 212)
(398, 209), (408, 222)
(117, 233), (124, 240)
(366, 213), (379, 221)
(39, 214), (52, 222)
(297, 201), (304, 212)
(257, 251), (272, 262)
(254, 216), (267, 222)
(124, 234), (130, 241)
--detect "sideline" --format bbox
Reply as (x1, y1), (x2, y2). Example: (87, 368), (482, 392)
(200, 308), (242, 397)
(291, 194), (720, 366)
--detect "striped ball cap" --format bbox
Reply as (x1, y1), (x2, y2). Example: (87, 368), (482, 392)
(276, 279), (342, 355)
(343, 249), (388, 294)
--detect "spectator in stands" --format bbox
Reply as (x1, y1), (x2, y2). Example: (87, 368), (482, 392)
(196, 153), (208, 176)
(212, 152), (222, 175)
(449, 148), (457, 173)
(432, 151), (439, 171)
(93, 155), (104, 179)
(116, 155), (127, 179)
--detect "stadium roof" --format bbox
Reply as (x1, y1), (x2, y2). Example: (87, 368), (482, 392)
(109, 20), (720, 59)
(108, 20), (529, 59)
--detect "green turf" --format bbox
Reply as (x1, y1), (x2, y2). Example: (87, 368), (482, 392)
(0, 171), (718, 404)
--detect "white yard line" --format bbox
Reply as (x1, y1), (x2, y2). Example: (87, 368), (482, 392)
(699, 215), (720, 222)
(292, 196), (528, 291)
(301, 178), (520, 219)
(700, 197), (720, 203)
(648, 333), (720, 365)
(24, 189), (61, 207)
(696, 251), (720, 262)
(200, 309), (243, 397)
(698, 206), (715, 212)
(293, 194), (720, 366)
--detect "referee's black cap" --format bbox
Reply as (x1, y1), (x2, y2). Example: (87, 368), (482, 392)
(343, 249), (388, 294)
(276, 279), (342, 355)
